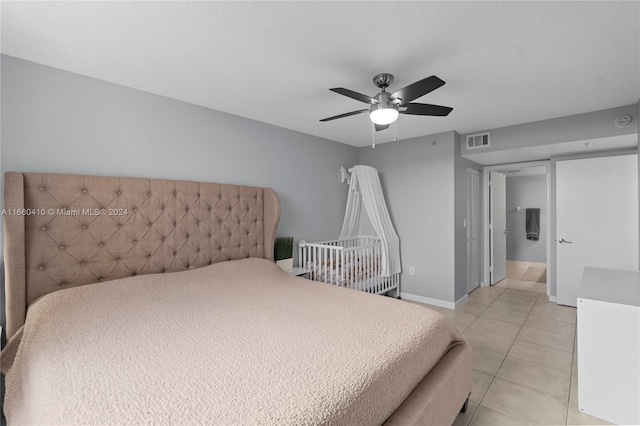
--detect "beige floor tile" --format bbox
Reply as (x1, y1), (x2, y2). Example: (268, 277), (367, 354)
(463, 328), (516, 355)
(570, 374), (578, 405)
(496, 356), (570, 402)
(466, 296), (495, 308)
(566, 402), (614, 425)
(496, 279), (544, 293)
(468, 405), (526, 426)
(490, 299), (534, 315)
(526, 283), (547, 294)
(468, 294), (501, 308)
(482, 377), (567, 425)
(453, 402), (478, 426)
(508, 340), (573, 373)
(502, 288), (541, 299)
(534, 300), (576, 313)
(470, 286), (505, 298)
(481, 306), (528, 325)
(469, 317), (521, 339)
(506, 260), (530, 278)
(497, 292), (537, 306)
(438, 309), (479, 333)
(531, 303), (577, 323)
(517, 323), (575, 353)
(535, 296), (559, 306)
(518, 281), (546, 294)
(455, 301), (490, 316)
(471, 347), (506, 376)
(470, 370), (494, 404)
(524, 315), (576, 337)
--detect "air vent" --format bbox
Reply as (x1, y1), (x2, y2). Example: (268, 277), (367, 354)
(466, 132), (490, 149)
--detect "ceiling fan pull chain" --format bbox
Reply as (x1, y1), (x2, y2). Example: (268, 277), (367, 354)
(372, 123), (376, 148)
(394, 120), (397, 142)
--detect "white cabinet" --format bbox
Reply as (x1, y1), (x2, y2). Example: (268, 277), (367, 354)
(577, 267), (640, 425)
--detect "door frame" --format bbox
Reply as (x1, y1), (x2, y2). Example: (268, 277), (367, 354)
(482, 161), (552, 297)
(467, 167), (481, 293)
(489, 170), (507, 285)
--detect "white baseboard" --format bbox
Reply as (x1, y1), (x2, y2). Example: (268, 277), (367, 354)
(400, 292), (455, 309)
(455, 294), (469, 307)
(548, 295), (557, 302)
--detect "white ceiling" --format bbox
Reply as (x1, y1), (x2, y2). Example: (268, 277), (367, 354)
(1, 1), (639, 148)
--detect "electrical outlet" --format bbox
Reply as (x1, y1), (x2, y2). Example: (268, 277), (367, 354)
(409, 266), (415, 275)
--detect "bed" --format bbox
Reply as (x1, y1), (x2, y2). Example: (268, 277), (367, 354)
(1, 172), (471, 425)
(299, 237), (400, 294)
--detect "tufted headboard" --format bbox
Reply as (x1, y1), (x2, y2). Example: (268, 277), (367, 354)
(3, 172), (281, 339)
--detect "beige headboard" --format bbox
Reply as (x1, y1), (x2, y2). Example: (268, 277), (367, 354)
(3, 172), (281, 339)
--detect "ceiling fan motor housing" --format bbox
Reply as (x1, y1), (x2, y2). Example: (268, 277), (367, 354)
(370, 91), (397, 113)
(370, 91), (399, 125)
(373, 73), (394, 89)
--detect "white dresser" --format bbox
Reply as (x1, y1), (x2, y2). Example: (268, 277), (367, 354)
(577, 267), (640, 425)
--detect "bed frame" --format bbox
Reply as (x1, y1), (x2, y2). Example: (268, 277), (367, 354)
(3, 171), (471, 425)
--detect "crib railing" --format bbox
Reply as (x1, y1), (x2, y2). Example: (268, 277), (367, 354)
(298, 237), (400, 295)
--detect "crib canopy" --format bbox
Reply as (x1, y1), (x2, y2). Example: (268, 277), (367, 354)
(339, 165), (401, 277)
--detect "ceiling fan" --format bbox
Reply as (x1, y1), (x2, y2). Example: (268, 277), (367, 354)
(320, 73), (453, 131)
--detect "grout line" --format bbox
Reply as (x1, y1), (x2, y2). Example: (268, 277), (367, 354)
(528, 311), (577, 325)
(565, 332), (578, 425)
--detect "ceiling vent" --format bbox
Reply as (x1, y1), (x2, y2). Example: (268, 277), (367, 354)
(466, 132), (490, 149)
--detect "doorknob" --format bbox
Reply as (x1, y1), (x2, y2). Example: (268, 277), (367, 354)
(558, 238), (573, 244)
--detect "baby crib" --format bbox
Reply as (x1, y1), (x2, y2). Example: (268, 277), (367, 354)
(298, 236), (400, 295)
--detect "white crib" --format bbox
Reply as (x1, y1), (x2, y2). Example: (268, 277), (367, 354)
(298, 236), (400, 296)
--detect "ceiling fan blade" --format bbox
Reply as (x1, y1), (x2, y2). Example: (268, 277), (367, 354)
(330, 88), (378, 104)
(390, 76), (445, 105)
(320, 109), (369, 122)
(401, 103), (453, 117)
(374, 123), (390, 132)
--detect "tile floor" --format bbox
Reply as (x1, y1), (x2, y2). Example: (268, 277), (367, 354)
(418, 276), (613, 425)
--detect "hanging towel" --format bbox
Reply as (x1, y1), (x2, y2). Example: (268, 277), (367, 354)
(339, 165), (401, 277)
(526, 208), (540, 241)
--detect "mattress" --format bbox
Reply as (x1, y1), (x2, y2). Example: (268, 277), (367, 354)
(306, 255), (380, 286)
(2, 258), (464, 425)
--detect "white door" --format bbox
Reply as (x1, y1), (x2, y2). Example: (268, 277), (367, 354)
(467, 169), (481, 292)
(556, 154), (638, 307)
(490, 171), (507, 285)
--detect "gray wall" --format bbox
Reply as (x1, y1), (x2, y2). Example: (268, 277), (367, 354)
(506, 175), (547, 263)
(359, 131), (457, 303)
(460, 105), (638, 158)
(0, 55), (359, 331)
(0, 55), (358, 241)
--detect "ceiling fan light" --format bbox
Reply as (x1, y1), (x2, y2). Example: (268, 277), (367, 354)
(370, 107), (399, 125)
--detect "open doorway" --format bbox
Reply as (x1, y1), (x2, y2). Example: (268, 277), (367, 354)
(483, 162), (551, 297)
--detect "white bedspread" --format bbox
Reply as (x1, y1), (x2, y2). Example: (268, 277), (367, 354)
(1, 258), (463, 425)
